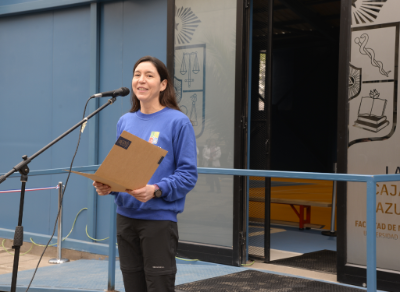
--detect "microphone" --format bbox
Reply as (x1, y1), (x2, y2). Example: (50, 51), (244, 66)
(91, 87), (130, 98)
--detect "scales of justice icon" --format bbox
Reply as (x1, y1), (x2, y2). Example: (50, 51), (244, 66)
(180, 52), (200, 88)
(179, 52), (201, 126)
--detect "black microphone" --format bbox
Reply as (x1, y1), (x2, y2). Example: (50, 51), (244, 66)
(91, 87), (130, 98)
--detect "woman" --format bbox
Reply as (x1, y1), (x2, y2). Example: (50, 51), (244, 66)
(93, 56), (198, 292)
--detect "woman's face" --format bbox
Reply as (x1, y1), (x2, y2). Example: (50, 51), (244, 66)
(132, 61), (167, 106)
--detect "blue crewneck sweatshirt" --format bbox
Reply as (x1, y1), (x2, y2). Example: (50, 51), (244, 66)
(112, 107), (198, 222)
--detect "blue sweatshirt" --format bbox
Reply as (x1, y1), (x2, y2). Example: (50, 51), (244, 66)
(112, 107), (198, 222)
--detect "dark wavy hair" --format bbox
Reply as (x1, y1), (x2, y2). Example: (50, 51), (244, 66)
(129, 56), (180, 113)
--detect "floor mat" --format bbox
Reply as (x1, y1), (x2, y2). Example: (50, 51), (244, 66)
(175, 269), (362, 291)
(270, 250), (337, 274)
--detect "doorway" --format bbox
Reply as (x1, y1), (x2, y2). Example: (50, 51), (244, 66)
(248, 0), (340, 269)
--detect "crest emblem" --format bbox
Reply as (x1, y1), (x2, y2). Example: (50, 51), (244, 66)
(174, 6), (205, 138)
(348, 64), (362, 100)
(174, 76), (182, 103)
(349, 23), (399, 147)
(175, 44), (206, 138)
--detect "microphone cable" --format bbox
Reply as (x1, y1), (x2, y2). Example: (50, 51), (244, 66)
(24, 96), (95, 292)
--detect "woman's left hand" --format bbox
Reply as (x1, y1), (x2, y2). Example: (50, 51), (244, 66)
(126, 184), (155, 203)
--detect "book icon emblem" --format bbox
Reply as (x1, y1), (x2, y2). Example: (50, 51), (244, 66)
(353, 89), (389, 133)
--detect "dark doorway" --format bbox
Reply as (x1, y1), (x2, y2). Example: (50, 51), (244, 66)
(248, 0), (340, 263)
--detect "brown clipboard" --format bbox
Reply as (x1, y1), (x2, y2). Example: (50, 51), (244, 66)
(69, 130), (168, 192)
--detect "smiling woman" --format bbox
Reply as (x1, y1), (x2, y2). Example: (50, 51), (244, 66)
(93, 56), (198, 292)
(129, 56), (181, 114)
(132, 61), (167, 113)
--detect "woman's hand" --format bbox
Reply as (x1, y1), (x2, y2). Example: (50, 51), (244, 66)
(126, 185), (155, 203)
(93, 181), (111, 196)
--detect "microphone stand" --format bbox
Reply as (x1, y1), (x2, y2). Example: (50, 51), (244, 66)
(0, 96), (118, 292)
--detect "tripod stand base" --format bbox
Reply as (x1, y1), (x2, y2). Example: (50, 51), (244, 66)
(321, 231), (337, 237)
(49, 258), (70, 264)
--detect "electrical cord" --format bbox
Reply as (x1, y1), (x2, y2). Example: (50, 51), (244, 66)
(4, 205), (229, 267)
(85, 225), (109, 242)
(29, 208), (88, 247)
(24, 96), (93, 292)
(176, 257), (199, 262)
(241, 261), (255, 266)
(1, 207), (111, 257)
(2, 239), (33, 256)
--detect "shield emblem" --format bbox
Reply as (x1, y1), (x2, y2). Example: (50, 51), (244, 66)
(174, 76), (182, 103)
(174, 44), (206, 138)
(348, 23), (399, 146)
(348, 64), (362, 100)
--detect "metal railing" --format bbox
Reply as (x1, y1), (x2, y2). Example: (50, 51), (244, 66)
(3, 165), (400, 292)
(175, 167), (400, 292)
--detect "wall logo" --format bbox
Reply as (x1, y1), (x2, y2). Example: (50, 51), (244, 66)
(174, 6), (205, 138)
(175, 44), (206, 138)
(352, 0), (387, 25)
(175, 6), (201, 45)
(348, 23), (399, 147)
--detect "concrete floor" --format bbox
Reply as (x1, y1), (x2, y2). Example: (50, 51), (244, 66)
(0, 239), (384, 292)
(0, 241), (336, 286)
(0, 242), (53, 276)
(0, 244), (336, 286)
(0, 238), (106, 276)
(250, 259), (337, 283)
(0, 239), (336, 280)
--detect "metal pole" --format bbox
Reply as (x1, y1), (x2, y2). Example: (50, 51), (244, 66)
(322, 163), (337, 236)
(107, 201), (117, 292)
(264, 0), (273, 264)
(49, 182), (69, 264)
(366, 178), (377, 292)
(10, 170), (28, 292)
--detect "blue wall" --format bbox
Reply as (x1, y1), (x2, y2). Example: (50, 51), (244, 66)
(95, 0), (168, 241)
(0, 0), (167, 251)
(0, 6), (91, 242)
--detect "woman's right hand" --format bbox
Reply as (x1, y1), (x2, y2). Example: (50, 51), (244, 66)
(93, 181), (111, 196)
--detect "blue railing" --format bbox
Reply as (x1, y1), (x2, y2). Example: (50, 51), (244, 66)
(3, 165), (400, 292)
(107, 167), (400, 292)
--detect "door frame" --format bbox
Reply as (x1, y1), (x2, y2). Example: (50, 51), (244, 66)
(167, 0), (249, 266)
(246, 0), (274, 263)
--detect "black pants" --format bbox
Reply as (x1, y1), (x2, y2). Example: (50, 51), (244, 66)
(117, 214), (178, 292)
